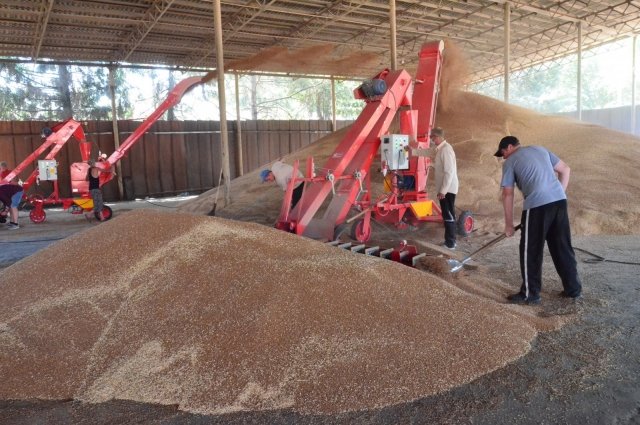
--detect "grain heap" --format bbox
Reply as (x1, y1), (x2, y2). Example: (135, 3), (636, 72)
(0, 210), (564, 415)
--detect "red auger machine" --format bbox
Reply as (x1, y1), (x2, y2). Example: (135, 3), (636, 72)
(274, 41), (474, 257)
(0, 76), (205, 223)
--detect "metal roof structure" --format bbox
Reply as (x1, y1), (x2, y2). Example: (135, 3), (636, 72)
(2, 1), (640, 82)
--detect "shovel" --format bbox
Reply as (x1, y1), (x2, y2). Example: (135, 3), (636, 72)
(448, 224), (522, 273)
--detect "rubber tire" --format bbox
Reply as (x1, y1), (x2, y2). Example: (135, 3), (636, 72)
(333, 222), (349, 241)
(95, 205), (113, 221)
(350, 219), (371, 243)
(457, 210), (474, 236)
(30, 208), (46, 224)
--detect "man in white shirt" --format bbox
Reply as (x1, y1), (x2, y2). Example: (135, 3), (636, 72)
(260, 160), (305, 209)
(432, 127), (459, 249)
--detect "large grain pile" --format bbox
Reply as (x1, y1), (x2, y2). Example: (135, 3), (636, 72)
(0, 210), (564, 414)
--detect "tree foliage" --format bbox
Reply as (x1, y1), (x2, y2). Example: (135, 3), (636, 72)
(0, 64), (133, 120)
(471, 38), (634, 114)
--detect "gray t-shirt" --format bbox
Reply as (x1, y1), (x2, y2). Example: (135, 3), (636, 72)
(500, 146), (566, 210)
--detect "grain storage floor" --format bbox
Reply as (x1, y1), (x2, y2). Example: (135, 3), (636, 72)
(1, 201), (638, 424)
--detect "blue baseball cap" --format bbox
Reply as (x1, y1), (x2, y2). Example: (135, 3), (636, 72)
(260, 169), (271, 182)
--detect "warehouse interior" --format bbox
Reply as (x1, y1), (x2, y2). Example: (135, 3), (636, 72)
(1, 1), (640, 424)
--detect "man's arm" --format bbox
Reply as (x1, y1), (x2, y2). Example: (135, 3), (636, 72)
(502, 186), (516, 236)
(554, 160), (570, 192)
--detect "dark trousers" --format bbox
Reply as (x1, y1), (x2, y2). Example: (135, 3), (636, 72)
(439, 193), (456, 247)
(519, 199), (582, 299)
(291, 184), (304, 209)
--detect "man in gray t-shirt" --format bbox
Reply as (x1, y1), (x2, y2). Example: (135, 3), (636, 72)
(496, 136), (582, 305)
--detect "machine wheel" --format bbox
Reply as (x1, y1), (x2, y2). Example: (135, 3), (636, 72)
(30, 208), (46, 223)
(333, 222), (349, 241)
(28, 194), (46, 223)
(0, 202), (6, 223)
(457, 210), (474, 236)
(350, 219), (371, 243)
(95, 205), (113, 221)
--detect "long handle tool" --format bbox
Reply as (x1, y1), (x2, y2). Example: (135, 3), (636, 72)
(448, 224), (522, 273)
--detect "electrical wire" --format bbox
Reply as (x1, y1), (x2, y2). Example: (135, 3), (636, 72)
(574, 246), (640, 266)
(141, 199), (181, 208)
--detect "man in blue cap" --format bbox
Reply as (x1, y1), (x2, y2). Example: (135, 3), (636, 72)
(260, 160), (304, 209)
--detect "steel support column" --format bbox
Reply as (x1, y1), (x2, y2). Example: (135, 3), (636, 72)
(214, 0), (231, 204)
(577, 21), (583, 121)
(108, 67), (124, 200)
(632, 35), (637, 135)
(389, 0), (397, 70)
(504, 2), (510, 104)
(331, 77), (337, 132)
(235, 73), (243, 176)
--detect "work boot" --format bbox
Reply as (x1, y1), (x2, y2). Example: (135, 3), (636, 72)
(440, 241), (457, 250)
(507, 292), (541, 305)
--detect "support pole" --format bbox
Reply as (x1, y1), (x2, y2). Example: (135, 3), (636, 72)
(213, 0), (231, 204)
(235, 73), (243, 176)
(504, 2), (510, 104)
(577, 21), (583, 121)
(331, 77), (337, 132)
(389, 0), (397, 70)
(108, 66), (124, 200)
(632, 35), (637, 135)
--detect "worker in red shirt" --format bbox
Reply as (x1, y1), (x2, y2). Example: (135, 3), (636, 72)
(0, 161), (12, 180)
(0, 183), (24, 229)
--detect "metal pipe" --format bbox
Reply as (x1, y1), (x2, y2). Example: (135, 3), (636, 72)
(389, 0), (397, 70)
(632, 35), (637, 135)
(331, 77), (337, 132)
(108, 66), (124, 200)
(504, 2), (510, 104)
(235, 73), (244, 176)
(577, 21), (582, 121)
(214, 0), (231, 205)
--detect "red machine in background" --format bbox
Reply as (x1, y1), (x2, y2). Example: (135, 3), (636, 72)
(275, 40), (474, 244)
(0, 76), (205, 223)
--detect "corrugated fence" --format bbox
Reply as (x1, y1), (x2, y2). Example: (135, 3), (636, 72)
(0, 119), (352, 201)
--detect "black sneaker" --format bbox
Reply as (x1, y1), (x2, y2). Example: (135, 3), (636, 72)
(559, 290), (582, 300)
(507, 292), (541, 305)
(440, 242), (457, 250)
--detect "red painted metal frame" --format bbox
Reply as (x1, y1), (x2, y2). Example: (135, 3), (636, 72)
(275, 41), (445, 242)
(0, 75), (205, 222)
(0, 119), (87, 193)
(97, 76), (205, 181)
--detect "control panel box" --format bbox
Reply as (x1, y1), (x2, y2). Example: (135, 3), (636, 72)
(380, 134), (410, 170)
(37, 160), (58, 181)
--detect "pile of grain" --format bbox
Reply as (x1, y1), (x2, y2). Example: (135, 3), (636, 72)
(0, 210), (565, 415)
